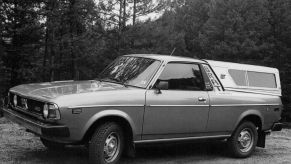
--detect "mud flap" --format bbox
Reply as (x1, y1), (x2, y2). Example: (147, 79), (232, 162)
(257, 131), (268, 148)
(124, 140), (136, 158)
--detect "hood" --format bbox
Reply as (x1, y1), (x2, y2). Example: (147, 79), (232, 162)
(10, 80), (124, 100)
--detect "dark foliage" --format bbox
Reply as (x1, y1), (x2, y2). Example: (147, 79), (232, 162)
(0, 0), (291, 119)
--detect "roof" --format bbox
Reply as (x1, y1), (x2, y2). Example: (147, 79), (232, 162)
(125, 54), (206, 63)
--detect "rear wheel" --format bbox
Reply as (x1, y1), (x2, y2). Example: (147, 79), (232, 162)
(89, 122), (124, 164)
(40, 138), (65, 150)
(228, 121), (258, 158)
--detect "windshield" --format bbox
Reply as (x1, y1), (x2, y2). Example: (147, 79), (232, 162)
(98, 56), (161, 88)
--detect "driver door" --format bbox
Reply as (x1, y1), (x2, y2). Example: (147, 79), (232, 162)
(143, 62), (210, 140)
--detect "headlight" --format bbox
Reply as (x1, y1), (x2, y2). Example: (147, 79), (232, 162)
(43, 103), (61, 120)
(43, 104), (49, 118)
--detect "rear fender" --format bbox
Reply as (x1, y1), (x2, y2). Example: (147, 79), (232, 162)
(234, 109), (264, 131)
(234, 109), (265, 147)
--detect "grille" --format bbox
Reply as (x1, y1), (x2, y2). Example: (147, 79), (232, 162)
(9, 92), (44, 116)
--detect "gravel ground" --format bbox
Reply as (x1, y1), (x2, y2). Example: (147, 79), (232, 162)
(0, 118), (290, 164)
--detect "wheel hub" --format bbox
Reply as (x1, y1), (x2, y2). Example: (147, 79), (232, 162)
(104, 132), (119, 162)
(238, 129), (253, 152)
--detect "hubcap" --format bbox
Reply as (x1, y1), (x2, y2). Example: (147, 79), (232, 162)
(104, 132), (120, 162)
(238, 128), (253, 153)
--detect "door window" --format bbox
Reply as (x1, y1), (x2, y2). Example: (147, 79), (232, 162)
(156, 63), (205, 90)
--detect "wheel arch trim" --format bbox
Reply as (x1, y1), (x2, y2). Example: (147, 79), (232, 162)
(234, 109), (264, 131)
(81, 109), (136, 141)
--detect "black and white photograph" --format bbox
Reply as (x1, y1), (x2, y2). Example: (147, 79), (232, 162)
(0, 0), (290, 163)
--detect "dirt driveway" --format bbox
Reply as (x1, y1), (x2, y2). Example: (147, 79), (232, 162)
(0, 118), (290, 164)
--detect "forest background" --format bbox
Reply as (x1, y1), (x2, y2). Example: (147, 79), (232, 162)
(1, 0), (291, 121)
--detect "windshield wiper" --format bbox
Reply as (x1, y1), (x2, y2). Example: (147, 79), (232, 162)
(113, 78), (128, 88)
(101, 77), (128, 87)
(119, 79), (129, 88)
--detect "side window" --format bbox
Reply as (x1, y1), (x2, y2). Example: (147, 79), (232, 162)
(247, 71), (277, 88)
(156, 63), (205, 91)
(228, 69), (247, 86)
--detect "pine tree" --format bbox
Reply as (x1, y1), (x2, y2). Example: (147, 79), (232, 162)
(1, 0), (43, 86)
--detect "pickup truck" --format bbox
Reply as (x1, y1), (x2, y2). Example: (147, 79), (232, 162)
(0, 54), (283, 164)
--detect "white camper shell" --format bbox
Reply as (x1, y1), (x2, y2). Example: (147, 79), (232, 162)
(206, 60), (281, 96)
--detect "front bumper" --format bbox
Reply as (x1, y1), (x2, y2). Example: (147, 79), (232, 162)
(2, 107), (69, 138)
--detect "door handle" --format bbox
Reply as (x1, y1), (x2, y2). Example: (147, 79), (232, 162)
(198, 97), (207, 102)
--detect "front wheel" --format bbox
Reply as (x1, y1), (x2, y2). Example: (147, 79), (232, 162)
(89, 122), (124, 164)
(228, 121), (258, 158)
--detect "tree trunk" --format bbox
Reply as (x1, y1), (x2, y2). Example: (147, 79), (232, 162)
(123, 0), (126, 28)
(133, 0), (136, 26)
(57, 17), (64, 81)
(49, 51), (54, 81)
(57, 39), (62, 81)
(119, 0), (123, 30)
(47, 0), (57, 82)
(69, 0), (78, 80)
(43, 28), (48, 81)
(130, 0), (137, 48)
(49, 23), (55, 82)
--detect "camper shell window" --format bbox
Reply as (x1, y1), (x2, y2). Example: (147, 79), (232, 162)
(247, 71), (277, 88)
(228, 69), (247, 86)
(228, 69), (277, 88)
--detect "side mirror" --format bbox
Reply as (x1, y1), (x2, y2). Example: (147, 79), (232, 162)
(154, 81), (169, 94)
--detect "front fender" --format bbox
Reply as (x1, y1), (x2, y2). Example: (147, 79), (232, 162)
(81, 109), (137, 139)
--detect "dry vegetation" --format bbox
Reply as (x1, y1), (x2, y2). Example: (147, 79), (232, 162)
(0, 118), (290, 164)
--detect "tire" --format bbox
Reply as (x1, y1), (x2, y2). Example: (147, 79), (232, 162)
(89, 122), (124, 164)
(40, 138), (65, 150)
(228, 121), (258, 158)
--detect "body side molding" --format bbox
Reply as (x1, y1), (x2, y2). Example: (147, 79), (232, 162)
(134, 135), (231, 144)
